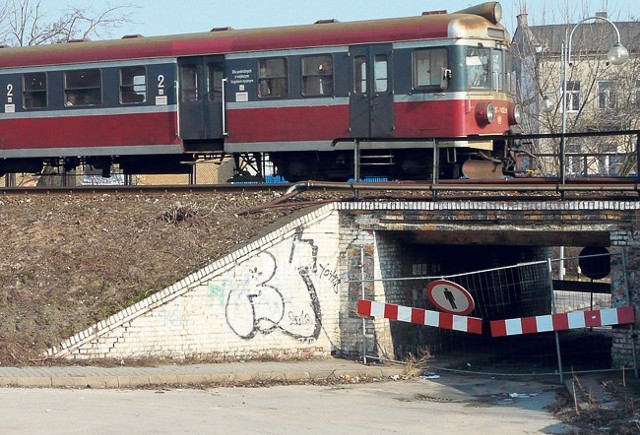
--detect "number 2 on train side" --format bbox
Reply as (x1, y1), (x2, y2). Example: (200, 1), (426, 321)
(157, 75), (165, 96)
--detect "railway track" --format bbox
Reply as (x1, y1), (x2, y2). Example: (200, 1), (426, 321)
(1, 177), (639, 200)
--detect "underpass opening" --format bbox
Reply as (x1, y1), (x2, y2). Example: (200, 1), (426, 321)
(361, 230), (629, 378)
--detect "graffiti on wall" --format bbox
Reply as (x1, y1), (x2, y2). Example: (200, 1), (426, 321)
(314, 263), (341, 294)
(225, 226), (324, 342)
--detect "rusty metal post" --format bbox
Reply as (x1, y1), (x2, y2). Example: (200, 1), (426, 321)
(622, 250), (638, 378)
(361, 247), (367, 364)
(637, 134), (640, 178)
(548, 258), (564, 384)
(432, 140), (439, 201)
(353, 139), (360, 201)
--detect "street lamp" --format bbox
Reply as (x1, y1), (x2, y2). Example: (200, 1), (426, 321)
(559, 15), (628, 183)
(540, 95), (554, 113)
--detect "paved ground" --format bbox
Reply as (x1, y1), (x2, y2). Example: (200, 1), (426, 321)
(0, 358), (404, 388)
(0, 362), (573, 434)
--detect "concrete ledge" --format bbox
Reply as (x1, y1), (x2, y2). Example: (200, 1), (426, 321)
(148, 375), (180, 385)
(85, 376), (120, 389)
(0, 377), (18, 387)
(205, 374), (235, 384)
(0, 360), (406, 389)
(284, 371), (311, 381)
(4, 377), (52, 388)
(116, 376), (152, 388)
(254, 371), (287, 382)
(51, 376), (89, 388)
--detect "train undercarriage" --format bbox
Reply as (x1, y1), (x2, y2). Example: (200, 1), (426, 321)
(0, 138), (528, 184)
(260, 137), (527, 182)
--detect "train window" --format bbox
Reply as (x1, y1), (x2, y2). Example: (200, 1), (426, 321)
(374, 55), (388, 93)
(258, 58), (288, 98)
(64, 69), (102, 106)
(119, 66), (147, 104)
(354, 56), (367, 94)
(413, 48), (447, 89)
(466, 47), (490, 89)
(207, 63), (223, 101)
(301, 55), (333, 96)
(23, 73), (47, 109)
(506, 51), (514, 93)
(180, 65), (198, 102)
(491, 50), (504, 91)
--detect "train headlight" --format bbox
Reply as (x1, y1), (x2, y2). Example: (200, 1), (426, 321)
(475, 102), (495, 126)
(509, 103), (523, 125)
(492, 3), (503, 23)
(486, 104), (496, 123)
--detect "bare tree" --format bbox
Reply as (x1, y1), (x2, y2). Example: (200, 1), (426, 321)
(0, 0), (136, 187)
(1, 0), (134, 46)
(512, 2), (639, 176)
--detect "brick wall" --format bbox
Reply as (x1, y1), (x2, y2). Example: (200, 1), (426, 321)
(51, 205), (343, 361)
(49, 200), (640, 367)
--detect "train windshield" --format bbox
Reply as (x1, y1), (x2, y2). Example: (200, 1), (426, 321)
(465, 47), (509, 92)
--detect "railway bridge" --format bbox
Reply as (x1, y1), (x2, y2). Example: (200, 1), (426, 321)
(46, 193), (640, 374)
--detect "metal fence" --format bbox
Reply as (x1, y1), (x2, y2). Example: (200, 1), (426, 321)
(359, 251), (635, 383)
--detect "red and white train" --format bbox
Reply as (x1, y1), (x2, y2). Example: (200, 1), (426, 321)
(0, 1), (521, 181)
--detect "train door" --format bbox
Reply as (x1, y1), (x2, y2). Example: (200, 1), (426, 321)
(349, 44), (394, 138)
(177, 55), (225, 140)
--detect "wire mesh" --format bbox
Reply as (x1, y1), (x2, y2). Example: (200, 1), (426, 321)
(362, 252), (628, 378)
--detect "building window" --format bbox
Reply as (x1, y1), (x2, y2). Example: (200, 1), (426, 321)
(258, 58), (288, 98)
(64, 69), (102, 106)
(120, 66), (147, 104)
(302, 55), (333, 96)
(412, 48), (447, 89)
(597, 80), (616, 110)
(466, 47), (491, 89)
(563, 80), (580, 112)
(23, 73), (47, 109)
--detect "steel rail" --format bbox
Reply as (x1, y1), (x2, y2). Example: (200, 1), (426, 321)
(284, 179), (640, 194)
(1, 178), (639, 196)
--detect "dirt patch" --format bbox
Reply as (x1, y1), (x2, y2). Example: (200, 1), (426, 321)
(551, 374), (640, 434)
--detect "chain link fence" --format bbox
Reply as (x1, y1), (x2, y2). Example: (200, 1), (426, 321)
(360, 251), (635, 382)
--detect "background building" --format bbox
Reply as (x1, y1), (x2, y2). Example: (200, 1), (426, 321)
(512, 12), (640, 176)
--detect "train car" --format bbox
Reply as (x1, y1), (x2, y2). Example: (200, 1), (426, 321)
(0, 1), (521, 181)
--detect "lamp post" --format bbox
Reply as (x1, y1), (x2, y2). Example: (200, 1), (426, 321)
(558, 16), (628, 183)
(547, 16), (628, 281)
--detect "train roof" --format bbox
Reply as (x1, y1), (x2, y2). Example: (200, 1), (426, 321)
(0, 2), (508, 69)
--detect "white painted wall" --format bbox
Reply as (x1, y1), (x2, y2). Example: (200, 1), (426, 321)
(51, 206), (344, 361)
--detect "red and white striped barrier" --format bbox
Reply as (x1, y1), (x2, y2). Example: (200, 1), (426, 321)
(490, 306), (635, 337)
(357, 299), (483, 334)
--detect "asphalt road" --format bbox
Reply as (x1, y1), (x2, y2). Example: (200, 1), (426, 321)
(0, 376), (571, 434)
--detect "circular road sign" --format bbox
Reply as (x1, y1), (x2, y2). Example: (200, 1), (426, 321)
(426, 280), (475, 315)
(578, 246), (610, 280)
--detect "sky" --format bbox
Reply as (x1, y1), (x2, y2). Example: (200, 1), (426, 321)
(45, 0), (638, 39)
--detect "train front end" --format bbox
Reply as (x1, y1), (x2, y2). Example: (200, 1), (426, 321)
(392, 2), (522, 179)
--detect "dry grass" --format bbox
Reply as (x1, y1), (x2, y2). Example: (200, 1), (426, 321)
(0, 191), (307, 365)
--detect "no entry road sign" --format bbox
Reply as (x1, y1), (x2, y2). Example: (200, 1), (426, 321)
(427, 280), (475, 316)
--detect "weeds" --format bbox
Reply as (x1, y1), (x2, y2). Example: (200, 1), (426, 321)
(160, 202), (200, 225)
